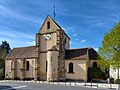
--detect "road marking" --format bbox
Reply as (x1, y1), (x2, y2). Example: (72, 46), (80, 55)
(1, 85), (27, 90)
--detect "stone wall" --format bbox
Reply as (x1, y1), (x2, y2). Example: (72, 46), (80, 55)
(57, 29), (65, 79)
(19, 59), (25, 79)
(13, 59), (17, 79)
(35, 33), (41, 80)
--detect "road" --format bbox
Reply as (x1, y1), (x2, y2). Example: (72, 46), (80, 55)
(0, 81), (113, 90)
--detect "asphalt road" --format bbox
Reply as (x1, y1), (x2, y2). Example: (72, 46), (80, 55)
(0, 81), (113, 90)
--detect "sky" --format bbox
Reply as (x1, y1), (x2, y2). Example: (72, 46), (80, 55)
(0, 0), (120, 51)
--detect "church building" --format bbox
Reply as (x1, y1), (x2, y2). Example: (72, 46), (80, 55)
(5, 15), (98, 81)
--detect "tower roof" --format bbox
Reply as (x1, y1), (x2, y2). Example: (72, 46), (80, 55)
(47, 45), (59, 51)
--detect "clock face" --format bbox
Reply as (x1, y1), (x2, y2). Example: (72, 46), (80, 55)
(46, 34), (51, 40)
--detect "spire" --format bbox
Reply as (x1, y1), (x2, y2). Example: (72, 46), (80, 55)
(53, 1), (56, 21)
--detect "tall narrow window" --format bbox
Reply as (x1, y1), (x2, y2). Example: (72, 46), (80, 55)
(26, 61), (29, 71)
(47, 21), (50, 29)
(11, 61), (13, 70)
(11, 61), (14, 70)
(51, 57), (52, 62)
(69, 62), (73, 73)
(65, 38), (66, 44)
(46, 61), (47, 72)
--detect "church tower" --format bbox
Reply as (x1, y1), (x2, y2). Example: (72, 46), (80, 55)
(35, 15), (70, 81)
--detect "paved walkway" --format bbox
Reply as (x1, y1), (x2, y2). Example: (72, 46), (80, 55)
(0, 81), (113, 90)
(0, 80), (118, 90)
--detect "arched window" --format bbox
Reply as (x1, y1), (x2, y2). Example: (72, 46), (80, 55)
(69, 62), (73, 73)
(47, 21), (50, 29)
(93, 62), (97, 67)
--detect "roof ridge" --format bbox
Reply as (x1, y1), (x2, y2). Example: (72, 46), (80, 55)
(67, 47), (92, 50)
(47, 45), (59, 51)
(48, 15), (62, 29)
(13, 46), (36, 49)
(6, 46), (36, 59)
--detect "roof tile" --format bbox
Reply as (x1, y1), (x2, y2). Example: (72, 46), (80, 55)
(65, 48), (98, 60)
(6, 46), (36, 59)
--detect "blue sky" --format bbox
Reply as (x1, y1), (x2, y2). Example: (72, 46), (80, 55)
(0, 0), (120, 51)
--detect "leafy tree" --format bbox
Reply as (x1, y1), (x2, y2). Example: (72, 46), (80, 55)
(98, 22), (120, 79)
(0, 41), (11, 79)
(97, 53), (110, 73)
(0, 41), (11, 59)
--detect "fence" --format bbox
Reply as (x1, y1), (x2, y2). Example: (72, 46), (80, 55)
(46, 80), (116, 89)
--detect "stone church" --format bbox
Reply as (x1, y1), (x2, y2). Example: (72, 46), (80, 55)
(5, 15), (98, 81)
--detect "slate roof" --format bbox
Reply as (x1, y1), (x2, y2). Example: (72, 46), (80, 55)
(6, 46), (98, 60)
(6, 46), (36, 59)
(88, 48), (98, 60)
(65, 47), (98, 60)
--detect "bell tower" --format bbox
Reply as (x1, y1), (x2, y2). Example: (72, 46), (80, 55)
(35, 15), (70, 81)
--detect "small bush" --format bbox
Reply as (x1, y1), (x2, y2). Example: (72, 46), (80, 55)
(23, 78), (34, 80)
(14, 77), (20, 80)
(114, 79), (120, 84)
(0, 69), (4, 79)
(88, 67), (104, 80)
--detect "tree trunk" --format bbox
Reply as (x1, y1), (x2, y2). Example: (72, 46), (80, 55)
(117, 67), (119, 79)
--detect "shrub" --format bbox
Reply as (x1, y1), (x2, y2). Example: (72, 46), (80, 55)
(0, 69), (4, 79)
(88, 67), (104, 80)
(114, 79), (120, 84)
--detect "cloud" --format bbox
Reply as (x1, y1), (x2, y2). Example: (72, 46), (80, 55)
(0, 27), (35, 48)
(67, 27), (73, 30)
(65, 27), (87, 36)
(75, 39), (79, 42)
(62, 27), (77, 35)
(0, 37), (35, 49)
(62, 27), (78, 34)
(73, 39), (86, 45)
(0, 26), (35, 39)
(70, 41), (72, 45)
(80, 40), (86, 43)
(94, 47), (99, 51)
(0, 4), (43, 24)
(0, 26), (36, 49)
(72, 34), (77, 36)
(26, 41), (35, 46)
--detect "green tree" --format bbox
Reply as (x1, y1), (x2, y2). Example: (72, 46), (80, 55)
(97, 55), (110, 73)
(98, 22), (120, 79)
(0, 41), (11, 79)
